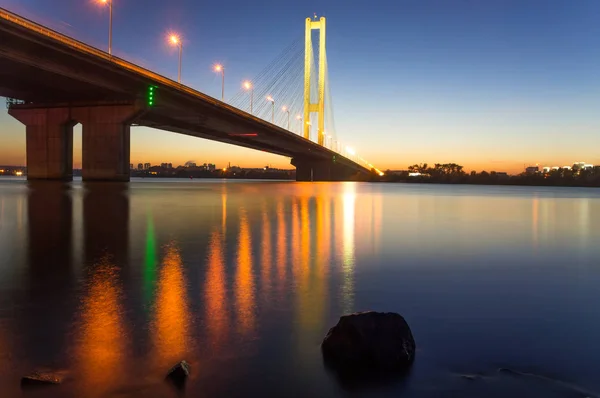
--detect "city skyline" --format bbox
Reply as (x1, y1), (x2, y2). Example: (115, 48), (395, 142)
(0, 0), (599, 174)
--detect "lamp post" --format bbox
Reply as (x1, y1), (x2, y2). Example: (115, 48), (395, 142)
(282, 106), (290, 130)
(99, 0), (113, 55)
(214, 64), (225, 101)
(169, 35), (183, 83)
(266, 96), (275, 123)
(295, 115), (302, 134)
(243, 81), (253, 114)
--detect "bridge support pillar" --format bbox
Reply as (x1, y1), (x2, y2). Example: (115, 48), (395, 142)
(73, 105), (140, 182)
(9, 107), (75, 181)
(9, 104), (141, 182)
(291, 158), (356, 182)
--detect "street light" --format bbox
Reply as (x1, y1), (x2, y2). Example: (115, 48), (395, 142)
(214, 64), (224, 101)
(98, 0), (113, 55)
(169, 34), (183, 83)
(243, 81), (253, 114)
(266, 96), (275, 123)
(282, 106), (290, 130)
(295, 114), (302, 135)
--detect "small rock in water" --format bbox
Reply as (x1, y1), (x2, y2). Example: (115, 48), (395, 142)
(165, 360), (190, 389)
(21, 372), (62, 388)
(322, 311), (416, 371)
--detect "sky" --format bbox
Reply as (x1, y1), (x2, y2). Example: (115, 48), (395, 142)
(0, 0), (599, 173)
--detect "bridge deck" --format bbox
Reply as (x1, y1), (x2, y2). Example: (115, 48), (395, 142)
(0, 7), (370, 174)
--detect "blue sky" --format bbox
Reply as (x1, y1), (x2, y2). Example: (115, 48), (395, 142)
(1, 0), (599, 172)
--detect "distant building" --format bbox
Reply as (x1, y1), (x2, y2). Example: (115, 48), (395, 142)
(525, 166), (539, 174)
(542, 167), (551, 173)
(137, 163), (143, 170)
(167, 163), (173, 169)
(202, 163), (216, 171)
(185, 161), (197, 168)
(129, 163), (134, 170)
(144, 163), (151, 170)
(161, 163), (168, 168)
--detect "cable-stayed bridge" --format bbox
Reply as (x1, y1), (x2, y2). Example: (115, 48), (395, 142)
(0, 7), (383, 182)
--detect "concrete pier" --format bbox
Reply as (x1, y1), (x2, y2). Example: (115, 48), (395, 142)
(9, 108), (75, 181)
(9, 104), (141, 182)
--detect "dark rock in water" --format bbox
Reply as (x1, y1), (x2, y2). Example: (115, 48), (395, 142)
(21, 372), (62, 388)
(165, 360), (190, 389)
(322, 311), (416, 372)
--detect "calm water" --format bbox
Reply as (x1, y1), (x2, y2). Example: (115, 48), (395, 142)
(0, 178), (599, 397)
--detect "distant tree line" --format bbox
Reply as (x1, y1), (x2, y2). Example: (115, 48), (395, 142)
(131, 167), (294, 180)
(377, 163), (600, 187)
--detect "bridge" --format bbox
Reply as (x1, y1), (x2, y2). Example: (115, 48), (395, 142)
(0, 7), (383, 182)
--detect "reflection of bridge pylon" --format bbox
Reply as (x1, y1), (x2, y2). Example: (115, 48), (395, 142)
(303, 16), (326, 145)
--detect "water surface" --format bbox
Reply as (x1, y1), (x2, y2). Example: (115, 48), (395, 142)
(0, 179), (599, 397)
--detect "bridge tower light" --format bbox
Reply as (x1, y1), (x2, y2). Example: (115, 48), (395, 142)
(303, 16), (326, 145)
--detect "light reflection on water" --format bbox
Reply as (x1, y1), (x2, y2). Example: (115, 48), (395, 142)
(0, 180), (598, 397)
(75, 260), (126, 392)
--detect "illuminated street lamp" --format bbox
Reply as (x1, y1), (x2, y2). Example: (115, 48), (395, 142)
(214, 64), (225, 101)
(266, 96), (275, 123)
(282, 106), (290, 130)
(243, 81), (253, 114)
(169, 34), (183, 83)
(295, 114), (302, 134)
(325, 134), (332, 149)
(98, 0), (113, 55)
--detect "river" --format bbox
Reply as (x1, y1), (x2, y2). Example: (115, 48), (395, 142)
(0, 178), (599, 397)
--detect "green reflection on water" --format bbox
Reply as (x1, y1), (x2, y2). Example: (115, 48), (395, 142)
(144, 211), (157, 305)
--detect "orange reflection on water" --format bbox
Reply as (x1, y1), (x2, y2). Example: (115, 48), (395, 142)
(309, 194), (330, 328)
(221, 188), (227, 233)
(236, 210), (255, 334)
(276, 200), (287, 293)
(300, 196), (310, 284)
(152, 243), (191, 365)
(342, 183), (356, 313)
(76, 260), (125, 389)
(291, 200), (300, 276)
(205, 231), (229, 350)
(532, 197), (539, 249)
(295, 196), (312, 331)
(261, 204), (272, 300)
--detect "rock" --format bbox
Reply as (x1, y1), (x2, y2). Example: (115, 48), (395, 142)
(165, 360), (190, 389)
(322, 311), (416, 371)
(21, 372), (62, 388)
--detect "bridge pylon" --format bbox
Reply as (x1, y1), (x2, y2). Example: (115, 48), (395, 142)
(303, 16), (326, 146)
